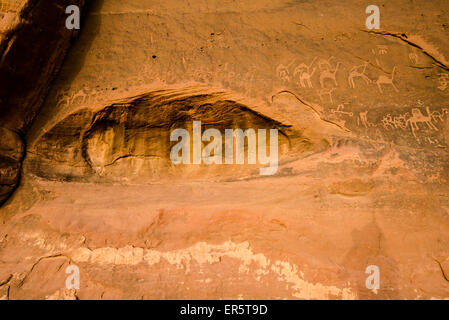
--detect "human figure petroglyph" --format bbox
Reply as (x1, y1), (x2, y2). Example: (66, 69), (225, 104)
(294, 57), (317, 88)
(357, 110), (374, 128)
(426, 137), (442, 146)
(377, 106), (446, 135)
(371, 45), (388, 56)
(375, 66), (399, 94)
(55, 89), (72, 109)
(393, 113), (409, 129)
(319, 62), (341, 88)
(381, 112), (409, 130)
(348, 62), (371, 89)
(276, 59), (297, 83)
(55, 86), (100, 108)
(406, 107), (438, 136)
(318, 87), (336, 104)
(431, 108), (449, 122)
(377, 45), (388, 55)
(381, 114), (395, 130)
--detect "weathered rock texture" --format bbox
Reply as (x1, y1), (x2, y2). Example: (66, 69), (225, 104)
(0, 0), (85, 205)
(1, 0), (449, 300)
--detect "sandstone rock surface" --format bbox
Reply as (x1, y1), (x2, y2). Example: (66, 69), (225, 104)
(1, 0), (449, 300)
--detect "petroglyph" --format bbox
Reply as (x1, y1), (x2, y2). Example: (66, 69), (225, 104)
(55, 89), (72, 110)
(331, 104), (353, 117)
(431, 108), (449, 122)
(348, 62), (371, 89)
(319, 62), (341, 88)
(393, 113), (409, 130)
(357, 110), (374, 128)
(377, 45), (388, 55)
(406, 107), (438, 136)
(294, 57), (317, 88)
(318, 56), (335, 71)
(375, 67), (399, 94)
(426, 137), (441, 145)
(381, 114), (395, 130)
(318, 87), (336, 104)
(374, 105), (449, 145)
(276, 63), (291, 83)
(381, 113), (409, 130)
(372, 45), (388, 56)
(55, 86), (99, 109)
(409, 52), (419, 65)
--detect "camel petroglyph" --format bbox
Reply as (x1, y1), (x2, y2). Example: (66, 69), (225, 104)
(320, 62), (341, 88)
(406, 107), (438, 136)
(294, 57), (317, 88)
(348, 62), (371, 89)
(375, 66), (399, 94)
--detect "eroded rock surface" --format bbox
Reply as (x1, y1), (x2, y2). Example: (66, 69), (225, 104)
(1, 0), (449, 300)
(0, 0), (85, 205)
(28, 90), (327, 182)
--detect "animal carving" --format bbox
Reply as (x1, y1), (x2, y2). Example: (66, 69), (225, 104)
(375, 67), (399, 93)
(318, 88), (336, 104)
(276, 59), (298, 83)
(406, 107), (438, 136)
(294, 57), (317, 88)
(318, 57), (335, 71)
(276, 64), (291, 83)
(431, 108), (449, 122)
(299, 68), (316, 88)
(319, 62), (341, 88)
(70, 87), (90, 105)
(348, 62), (371, 88)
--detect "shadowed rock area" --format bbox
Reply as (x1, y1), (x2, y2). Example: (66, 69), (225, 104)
(0, 0), (86, 205)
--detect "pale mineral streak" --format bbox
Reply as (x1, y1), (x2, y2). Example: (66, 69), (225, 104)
(70, 241), (355, 300)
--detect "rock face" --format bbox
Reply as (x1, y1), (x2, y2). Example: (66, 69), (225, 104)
(1, 0), (449, 300)
(0, 0), (85, 205)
